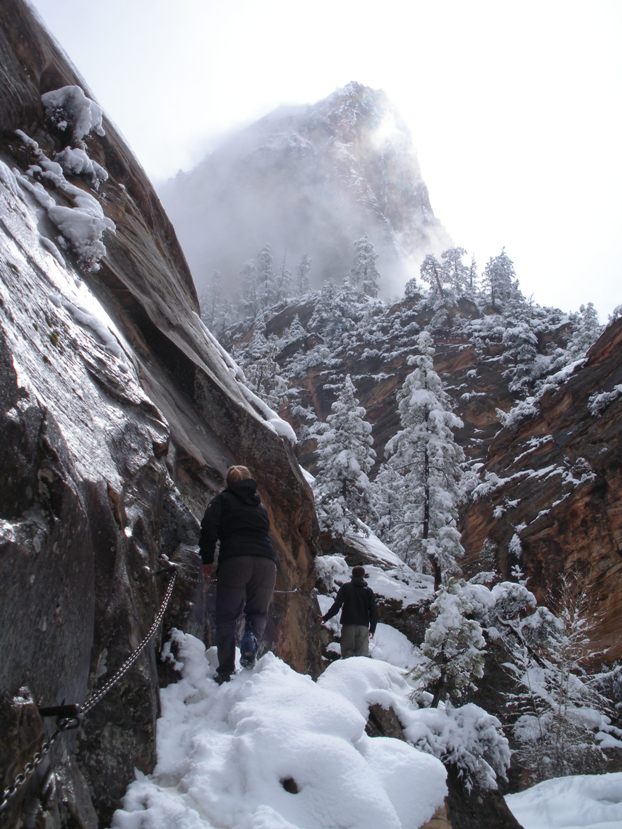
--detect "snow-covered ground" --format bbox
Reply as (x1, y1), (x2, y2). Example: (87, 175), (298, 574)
(110, 631), (446, 829)
(505, 772), (622, 829)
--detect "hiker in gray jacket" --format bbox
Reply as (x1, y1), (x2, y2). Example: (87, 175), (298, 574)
(322, 565), (378, 657)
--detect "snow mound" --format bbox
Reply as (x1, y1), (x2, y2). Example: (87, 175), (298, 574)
(111, 631), (446, 829)
(505, 772), (622, 829)
(41, 85), (105, 144)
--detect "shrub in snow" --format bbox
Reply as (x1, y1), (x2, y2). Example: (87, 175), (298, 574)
(504, 575), (616, 784)
(41, 85), (105, 145)
(412, 582), (486, 707)
(314, 374), (376, 536)
(407, 703), (510, 792)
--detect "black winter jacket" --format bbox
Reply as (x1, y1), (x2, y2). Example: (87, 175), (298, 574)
(199, 479), (276, 565)
(322, 576), (377, 634)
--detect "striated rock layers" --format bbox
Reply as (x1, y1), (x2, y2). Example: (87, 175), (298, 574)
(461, 318), (622, 663)
(0, 1), (320, 825)
(233, 295), (621, 666)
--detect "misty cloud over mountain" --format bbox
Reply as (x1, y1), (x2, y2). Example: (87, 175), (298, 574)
(158, 82), (451, 300)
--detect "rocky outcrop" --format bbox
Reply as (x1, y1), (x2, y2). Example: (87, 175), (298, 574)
(0, 2), (321, 825)
(364, 704), (522, 829)
(160, 82), (450, 298)
(462, 318), (622, 663)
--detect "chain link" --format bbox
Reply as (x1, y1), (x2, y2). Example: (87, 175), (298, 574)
(80, 571), (177, 714)
(0, 571), (177, 812)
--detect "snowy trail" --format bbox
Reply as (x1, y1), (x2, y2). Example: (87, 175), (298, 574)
(505, 773), (622, 829)
(110, 631), (446, 829)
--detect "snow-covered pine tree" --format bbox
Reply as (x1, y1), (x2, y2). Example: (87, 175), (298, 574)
(241, 315), (289, 410)
(240, 259), (258, 319)
(384, 330), (465, 588)
(276, 254), (292, 302)
(441, 247), (469, 294)
(296, 253), (312, 296)
(349, 235), (380, 297)
(256, 244), (279, 309)
(507, 575), (613, 784)
(419, 254), (446, 300)
(415, 581), (487, 707)
(482, 248), (520, 310)
(567, 302), (603, 360)
(370, 462), (406, 542)
(314, 374), (376, 537)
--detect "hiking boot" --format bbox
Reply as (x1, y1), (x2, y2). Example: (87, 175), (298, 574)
(214, 670), (231, 685)
(240, 630), (258, 669)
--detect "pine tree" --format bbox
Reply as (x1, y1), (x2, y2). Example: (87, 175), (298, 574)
(503, 575), (613, 784)
(349, 235), (380, 297)
(276, 254), (292, 302)
(441, 247), (469, 293)
(414, 581), (487, 706)
(296, 254), (312, 296)
(384, 331), (465, 588)
(419, 254), (446, 300)
(240, 259), (258, 318)
(482, 248), (520, 310)
(315, 375), (376, 537)
(567, 302), (603, 359)
(256, 244), (278, 309)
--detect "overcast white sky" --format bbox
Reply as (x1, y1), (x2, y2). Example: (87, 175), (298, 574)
(28, 0), (621, 320)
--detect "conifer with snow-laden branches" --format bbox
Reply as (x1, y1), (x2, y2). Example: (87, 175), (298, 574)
(315, 374), (376, 537)
(382, 330), (465, 587)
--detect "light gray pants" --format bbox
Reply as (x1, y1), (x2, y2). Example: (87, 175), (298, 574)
(340, 624), (370, 658)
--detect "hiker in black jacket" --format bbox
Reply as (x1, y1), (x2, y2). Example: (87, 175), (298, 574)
(199, 465), (277, 683)
(321, 565), (378, 657)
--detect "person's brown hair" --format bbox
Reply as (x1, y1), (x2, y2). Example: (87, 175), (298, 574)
(226, 465), (252, 487)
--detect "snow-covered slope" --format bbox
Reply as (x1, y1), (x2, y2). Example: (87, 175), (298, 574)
(159, 82), (450, 299)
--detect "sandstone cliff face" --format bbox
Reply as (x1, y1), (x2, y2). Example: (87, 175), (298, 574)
(0, 2), (321, 825)
(160, 82), (450, 298)
(461, 317), (622, 663)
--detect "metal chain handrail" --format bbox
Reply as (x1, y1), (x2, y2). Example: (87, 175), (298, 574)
(0, 570), (177, 814)
(80, 570), (177, 714)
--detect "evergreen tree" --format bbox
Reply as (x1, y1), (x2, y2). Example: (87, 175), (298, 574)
(256, 244), (278, 309)
(441, 247), (469, 293)
(276, 254), (292, 302)
(287, 314), (307, 344)
(567, 302), (603, 359)
(315, 375), (376, 537)
(414, 581), (487, 706)
(467, 256), (478, 292)
(501, 313), (539, 393)
(482, 248), (520, 310)
(349, 235), (380, 297)
(506, 575), (612, 784)
(419, 254), (446, 300)
(242, 315), (288, 410)
(384, 331), (465, 587)
(240, 259), (258, 318)
(296, 254), (312, 295)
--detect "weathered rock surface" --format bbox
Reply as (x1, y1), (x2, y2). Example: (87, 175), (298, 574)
(160, 82), (451, 298)
(0, 1), (321, 824)
(462, 318), (622, 663)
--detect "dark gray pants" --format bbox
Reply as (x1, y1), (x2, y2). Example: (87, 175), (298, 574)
(215, 555), (276, 675)
(340, 624), (370, 658)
